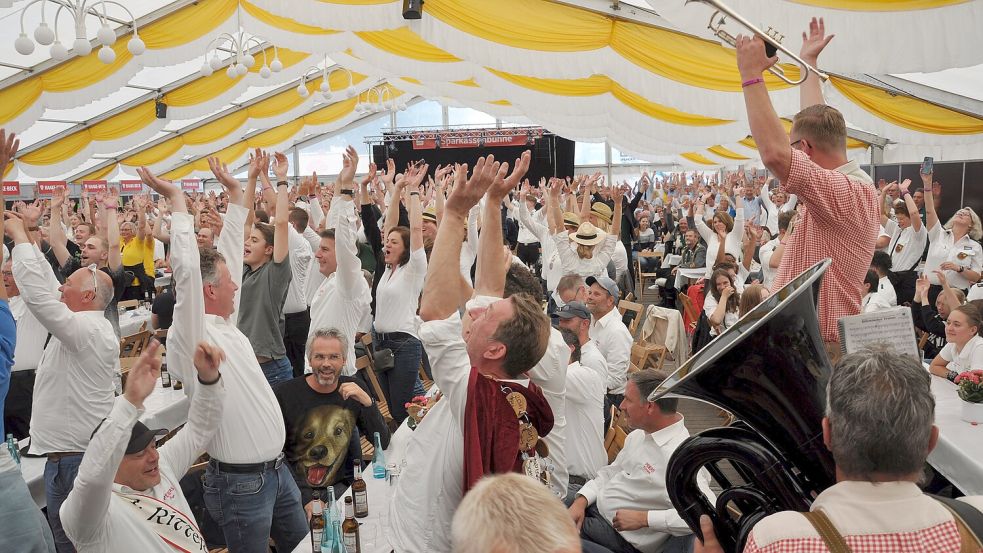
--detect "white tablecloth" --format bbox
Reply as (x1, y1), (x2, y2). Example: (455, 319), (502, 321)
(928, 374), (983, 495)
(292, 420), (413, 553)
(119, 307), (152, 336)
(19, 381), (190, 507)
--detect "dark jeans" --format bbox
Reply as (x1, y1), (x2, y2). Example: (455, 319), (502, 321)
(564, 491), (642, 553)
(0, 462), (55, 553)
(894, 269), (919, 306)
(44, 454), (83, 553)
(259, 357), (293, 387)
(283, 309), (311, 378)
(4, 370), (35, 440)
(516, 242), (541, 267)
(203, 456), (309, 553)
(374, 331), (425, 424)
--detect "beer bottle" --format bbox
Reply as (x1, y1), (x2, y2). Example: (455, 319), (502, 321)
(342, 497), (360, 553)
(160, 362), (172, 388)
(352, 461), (368, 518)
(310, 491), (325, 550)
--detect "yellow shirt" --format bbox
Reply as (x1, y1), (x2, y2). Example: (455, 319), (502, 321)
(120, 236), (154, 286)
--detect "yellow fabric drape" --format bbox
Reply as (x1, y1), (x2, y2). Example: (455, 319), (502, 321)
(356, 27), (462, 62)
(0, 79), (44, 125)
(486, 69), (731, 126)
(681, 153), (719, 165)
(425, 0), (611, 52)
(90, 102), (157, 141)
(787, 0), (967, 10)
(304, 98), (359, 125)
(184, 111), (250, 146)
(831, 77), (983, 135)
(707, 145), (750, 160)
(78, 163), (118, 182)
(489, 100), (512, 106)
(19, 132), (91, 166)
(123, 139), (184, 167)
(242, 0), (341, 35)
(315, 0), (397, 4)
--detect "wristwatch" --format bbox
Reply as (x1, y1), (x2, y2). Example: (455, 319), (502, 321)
(959, 266), (965, 273)
(276, 180), (288, 187)
(946, 370), (959, 382)
(340, 189), (354, 196)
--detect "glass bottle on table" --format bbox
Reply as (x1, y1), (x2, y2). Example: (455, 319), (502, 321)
(310, 491), (325, 550)
(160, 361), (172, 388)
(352, 462), (368, 518)
(372, 432), (386, 479)
(323, 519), (347, 553)
(342, 497), (361, 553)
(325, 484), (340, 526)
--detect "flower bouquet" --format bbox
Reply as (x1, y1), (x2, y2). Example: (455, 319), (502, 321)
(954, 370), (983, 424)
(405, 394), (441, 429)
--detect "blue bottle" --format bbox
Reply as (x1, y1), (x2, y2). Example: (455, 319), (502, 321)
(372, 431), (386, 479)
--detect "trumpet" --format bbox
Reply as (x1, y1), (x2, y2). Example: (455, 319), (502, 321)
(686, 0), (829, 86)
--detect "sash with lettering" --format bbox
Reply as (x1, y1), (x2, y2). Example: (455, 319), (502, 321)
(113, 490), (208, 552)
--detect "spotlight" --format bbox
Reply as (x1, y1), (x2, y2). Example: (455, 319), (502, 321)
(155, 100), (167, 119)
(403, 0), (423, 20)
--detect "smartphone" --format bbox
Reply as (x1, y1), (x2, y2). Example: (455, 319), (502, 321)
(921, 156), (934, 174)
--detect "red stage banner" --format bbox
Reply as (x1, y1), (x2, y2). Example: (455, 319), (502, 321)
(82, 180), (108, 192)
(2, 181), (20, 196)
(410, 128), (543, 150)
(37, 181), (66, 195)
(181, 179), (201, 192)
(120, 180), (144, 193)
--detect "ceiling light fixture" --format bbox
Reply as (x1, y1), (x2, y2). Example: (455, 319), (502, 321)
(297, 57), (357, 101)
(14, 0), (145, 63)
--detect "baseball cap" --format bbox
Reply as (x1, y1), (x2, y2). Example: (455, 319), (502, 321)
(586, 275), (619, 299)
(125, 421), (168, 455)
(556, 301), (590, 320)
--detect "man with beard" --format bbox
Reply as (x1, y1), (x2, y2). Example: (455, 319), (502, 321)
(273, 328), (390, 520)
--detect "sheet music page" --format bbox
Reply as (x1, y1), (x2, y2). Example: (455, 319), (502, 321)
(839, 306), (920, 361)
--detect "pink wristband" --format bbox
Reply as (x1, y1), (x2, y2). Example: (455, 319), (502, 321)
(742, 77), (765, 88)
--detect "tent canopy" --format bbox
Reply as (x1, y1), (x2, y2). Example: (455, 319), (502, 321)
(1, 0), (981, 180)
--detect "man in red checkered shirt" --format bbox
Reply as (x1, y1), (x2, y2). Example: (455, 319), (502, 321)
(696, 349), (983, 553)
(735, 19), (879, 359)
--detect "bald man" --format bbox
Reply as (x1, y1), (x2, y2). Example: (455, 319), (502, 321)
(8, 214), (120, 553)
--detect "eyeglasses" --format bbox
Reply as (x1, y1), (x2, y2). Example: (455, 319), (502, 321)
(790, 139), (804, 150)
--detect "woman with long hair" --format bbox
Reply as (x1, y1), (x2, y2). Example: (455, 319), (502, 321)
(929, 304), (983, 382)
(922, 165), (983, 306)
(738, 283), (769, 318)
(550, 185), (623, 280)
(694, 189), (745, 280)
(704, 268), (740, 336)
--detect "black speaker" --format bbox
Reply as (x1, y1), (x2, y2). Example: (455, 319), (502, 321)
(155, 101), (167, 119)
(403, 0), (423, 19)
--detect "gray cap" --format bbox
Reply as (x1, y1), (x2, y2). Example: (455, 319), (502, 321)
(586, 275), (619, 299)
(556, 301), (590, 320)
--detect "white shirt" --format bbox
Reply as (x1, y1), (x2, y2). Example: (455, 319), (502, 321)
(969, 282), (983, 302)
(283, 226), (313, 315)
(554, 232), (618, 280)
(577, 417), (715, 553)
(758, 238), (780, 289)
(862, 292), (893, 314)
(613, 240), (629, 280)
(514, 201), (546, 245)
(877, 275), (898, 307)
(925, 222), (983, 289)
(12, 243), (118, 455)
(9, 295), (45, 373)
(519, 202), (562, 292)
(459, 206), (479, 284)
(694, 207), (745, 278)
(702, 292), (738, 336)
(589, 307), (633, 395)
(884, 219), (928, 272)
(167, 211), (286, 464)
(61, 381), (225, 552)
(938, 334), (983, 372)
(564, 360), (606, 480)
(374, 248), (427, 336)
(580, 339), (609, 385)
(526, 325), (570, 497)
(309, 198), (371, 376)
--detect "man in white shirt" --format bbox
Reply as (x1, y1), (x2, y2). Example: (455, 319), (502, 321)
(556, 327), (606, 495)
(556, 301), (609, 384)
(586, 275), (633, 409)
(1, 259), (45, 440)
(569, 370), (712, 553)
(307, 155), (371, 377)
(139, 166), (309, 553)
(389, 153), (552, 552)
(62, 341), (226, 553)
(882, 184), (927, 305)
(283, 208), (314, 377)
(9, 214), (119, 553)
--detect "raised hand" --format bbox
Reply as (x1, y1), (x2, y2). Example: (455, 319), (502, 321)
(137, 167), (182, 200)
(361, 162), (377, 187)
(401, 161), (429, 191)
(899, 178), (912, 196)
(193, 341), (225, 384)
(445, 157), (499, 216)
(248, 149), (269, 180)
(502, 150), (531, 192)
(800, 17), (834, 63)
(123, 340), (163, 409)
(272, 152), (289, 181)
(380, 158), (396, 186)
(0, 129), (19, 171)
(339, 145), (358, 186)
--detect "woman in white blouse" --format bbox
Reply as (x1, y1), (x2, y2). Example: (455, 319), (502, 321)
(374, 163), (428, 424)
(694, 190), (744, 280)
(551, 186), (623, 279)
(704, 268), (740, 337)
(922, 167), (983, 306)
(880, 180), (927, 305)
(929, 304), (983, 382)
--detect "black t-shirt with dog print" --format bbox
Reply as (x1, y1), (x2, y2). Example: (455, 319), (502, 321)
(273, 374), (391, 506)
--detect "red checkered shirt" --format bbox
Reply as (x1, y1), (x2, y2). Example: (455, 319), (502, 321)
(744, 481), (983, 552)
(770, 150), (879, 343)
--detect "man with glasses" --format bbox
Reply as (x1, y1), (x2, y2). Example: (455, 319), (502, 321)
(8, 205), (119, 553)
(273, 328), (390, 521)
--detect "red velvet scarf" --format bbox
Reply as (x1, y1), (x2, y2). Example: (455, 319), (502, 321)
(462, 368), (554, 492)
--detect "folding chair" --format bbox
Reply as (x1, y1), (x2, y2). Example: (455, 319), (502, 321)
(635, 251), (663, 292)
(617, 299), (645, 338)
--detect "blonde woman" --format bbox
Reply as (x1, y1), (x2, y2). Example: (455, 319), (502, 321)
(694, 187), (745, 279)
(550, 185), (623, 279)
(922, 166), (982, 305)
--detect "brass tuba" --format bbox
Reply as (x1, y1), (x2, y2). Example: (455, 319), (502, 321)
(651, 259), (836, 552)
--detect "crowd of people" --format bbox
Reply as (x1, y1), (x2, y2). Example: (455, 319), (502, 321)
(0, 16), (982, 553)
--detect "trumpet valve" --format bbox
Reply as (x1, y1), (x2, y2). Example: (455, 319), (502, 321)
(765, 27), (785, 44)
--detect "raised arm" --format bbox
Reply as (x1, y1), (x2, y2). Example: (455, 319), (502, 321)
(160, 342), (225, 477)
(475, 152), (530, 298)
(48, 187), (72, 266)
(799, 17), (832, 110)
(899, 179), (921, 232)
(271, 152), (291, 263)
(381, 159), (400, 238)
(243, 149), (265, 228)
(736, 36), (793, 182)
(921, 167), (939, 231)
(102, 188), (122, 271)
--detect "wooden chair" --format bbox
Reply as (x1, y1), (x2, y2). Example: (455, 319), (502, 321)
(631, 342), (669, 375)
(635, 251), (663, 292)
(419, 362), (434, 393)
(677, 293), (699, 334)
(603, 406), (629, 463)
(617, 299), (645, 338)
(917, 330), (929, 351)
(120, 330), (152, 359)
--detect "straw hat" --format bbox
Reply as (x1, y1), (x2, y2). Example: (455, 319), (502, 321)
(422, 206), (437, 223)
(570, 222), (606, 246)
(590, 202), (613, 225)
(562, 212), (581, 228)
